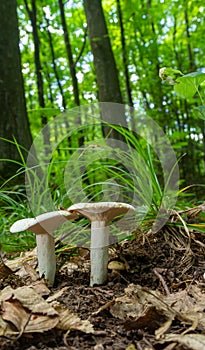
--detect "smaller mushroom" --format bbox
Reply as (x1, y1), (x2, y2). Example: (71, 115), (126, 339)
(108, 260), (126, 272)
(67, 202), (135, 286)
(10, 210), (78, 286)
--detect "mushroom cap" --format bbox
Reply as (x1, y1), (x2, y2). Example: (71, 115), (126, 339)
(108, 260), (126, 271)
(68, 202), (135, 224)
(10, 210), (79, 235)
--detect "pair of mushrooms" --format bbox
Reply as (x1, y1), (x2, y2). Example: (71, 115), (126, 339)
(10, 202), (135, 286)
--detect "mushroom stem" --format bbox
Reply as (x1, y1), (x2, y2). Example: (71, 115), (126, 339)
(36, 233), (56, 287)
(90, 221), (109, 286)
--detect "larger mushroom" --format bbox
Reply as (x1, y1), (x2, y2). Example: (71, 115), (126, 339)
(67, 202), (135, 286)
(10, 210), (78, 286)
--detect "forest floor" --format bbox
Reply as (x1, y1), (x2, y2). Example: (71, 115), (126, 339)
(0, 221), (205, 350)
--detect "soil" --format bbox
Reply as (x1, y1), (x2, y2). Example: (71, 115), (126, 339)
(0, 225), (205, 350)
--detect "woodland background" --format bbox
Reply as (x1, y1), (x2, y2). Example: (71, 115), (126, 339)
(0, 0), (205, 184)
(1, 3), (205, 348)
(0, 0), (205, 209)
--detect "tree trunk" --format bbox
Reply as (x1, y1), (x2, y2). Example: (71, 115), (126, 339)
(116, 0), (133, 108)
(184, 1), (196, 71)
(0, 0), (32, 181)
(84, 0), (128, 138)
(58, 0), (80, 107)
(43, 12), (67, 110)
(24, 0), (47, 126)
(84, 0), (123, 104)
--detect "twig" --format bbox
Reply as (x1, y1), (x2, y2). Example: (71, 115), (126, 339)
(153, 268), (170, 295)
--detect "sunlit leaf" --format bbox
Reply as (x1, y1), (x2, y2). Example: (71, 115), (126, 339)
(174, 72), (205, 98)
(196, 106), (205, 120)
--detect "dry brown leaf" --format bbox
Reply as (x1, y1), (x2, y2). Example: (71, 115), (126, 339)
(162, 333), (205, 350)
(32, 280), (50, 296)
(0, 286), (59, 336)
(110, 293), (145, 321)
(0, 261), (13, 279)
(92, 300), (115, 316)
(124, 306), (168, 332)
(0, 285), (94, 337)
(155, 316), (175, 339)
(0, 315), (18, 337)
(21, 261), (39, 281)
(2, 299), (30, 335)
(46, 287), (69, 303)
(23, 314), (59, 333)
(6, 249), (37, 271)
(5, 286), (57, 316)
(55, 304), (94, 333)
(110, 284), (205, 334)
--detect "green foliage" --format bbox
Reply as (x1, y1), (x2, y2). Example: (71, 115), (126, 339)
(0, 188), (36, 252)
(2, 0), (205, 252)
(14, 0), (205, 187)
(0, 124), (179, 252)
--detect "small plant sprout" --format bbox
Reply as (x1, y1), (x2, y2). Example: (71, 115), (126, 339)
(10, 210), (78, 286)
(67, 202), (135, 286)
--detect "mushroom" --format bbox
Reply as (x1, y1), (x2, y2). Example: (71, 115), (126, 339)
(10, 210), (78, 286)
(67, 202), (135, 286)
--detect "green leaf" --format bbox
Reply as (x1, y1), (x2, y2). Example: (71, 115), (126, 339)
(196, 106), (205, 120)
(174, 81), (196, 98)
(180, 71), (205, 86)
(28, 108), (61, 119)
(162, 68), (183, 76)
(159, 67), (184, 85)
(174, 72), (205, 99)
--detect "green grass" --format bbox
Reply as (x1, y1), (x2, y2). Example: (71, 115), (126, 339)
(0, 126), (203, 254)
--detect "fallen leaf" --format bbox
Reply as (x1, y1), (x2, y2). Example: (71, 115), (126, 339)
(162, 333), (205, 350)
(155, 316), (175, 339)
(55, 304), (94, 333)
(0, 286), (59, 336)
(0, 261), (13, 279)
(13, 286), (56, 315)
(0, 285), (94, 338)
(23, 314), (59, 333)
(47, 287), (69, 303)
(2, 299), (30, 335)
(124, 306), (167, 331)
(0, 315), (16, 336)
(6, 249), (37, 271)
(22, 262), (39, 281)
(110, 284), (205, 334)
(32, 280), (50, 296)
(92, 300), (115, 316)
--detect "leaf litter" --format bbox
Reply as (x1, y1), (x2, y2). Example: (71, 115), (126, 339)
(1, 209), (205, 349)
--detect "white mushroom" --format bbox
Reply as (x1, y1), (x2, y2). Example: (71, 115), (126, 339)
(67, 202), (135, 286)
(10, 210), (78, 286)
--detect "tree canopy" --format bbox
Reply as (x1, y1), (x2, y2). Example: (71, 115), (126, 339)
(1, 0), (205, 189)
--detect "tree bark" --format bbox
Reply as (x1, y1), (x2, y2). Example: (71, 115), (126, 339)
(84, 0), (123, 104)
(116, 0), (133, 108)
(0, 0), (32, 181)
(24, 0), (47, 125)
(184, 1), (196, 71)
(58, 0), (80, 107)
(84, 0), (128, 138)
(43, 12), (67, 110)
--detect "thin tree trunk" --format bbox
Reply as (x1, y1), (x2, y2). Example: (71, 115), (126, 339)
(24, 0), (47, 126)
(84, 0), (128, 140)
(184, 1), (196, 71)
(0, 0), (32, 181)
(58, 0), (80, 107)
(116, 0), (133, 108)
(43, 11), (67, 110)
(84, 0), (123, 104)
